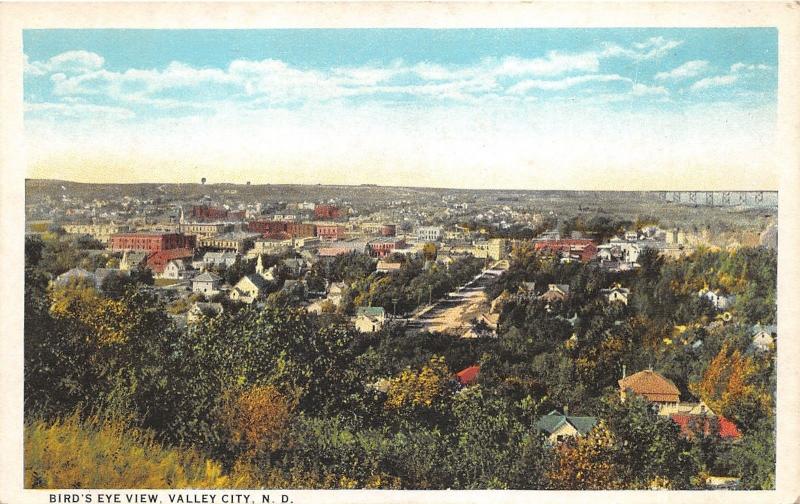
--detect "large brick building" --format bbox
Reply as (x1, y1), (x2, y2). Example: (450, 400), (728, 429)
(316, 224), (345, 241)
(248, 220), (288, 236)
(248, 221), (317, 239)
(314, 205), (341, 220)
(110, 232), (196, 253)
(361, 222), (397, 237)
(286, 222), (317, 238)
(368, 237), (407, 258)
(191, 205), (245, 222)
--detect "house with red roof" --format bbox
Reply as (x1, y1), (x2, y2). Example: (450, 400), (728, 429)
(146, 248), (195, 275)
(669, 414), (742, 440)
(456, 365), (480, 386)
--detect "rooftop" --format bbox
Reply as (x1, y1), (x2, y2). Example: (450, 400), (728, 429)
(535, 410), (598, 436)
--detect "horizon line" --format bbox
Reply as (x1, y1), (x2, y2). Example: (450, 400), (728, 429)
(25, 178), (780, 194)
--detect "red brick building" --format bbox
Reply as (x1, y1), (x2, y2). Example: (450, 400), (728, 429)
(191, 205), (245, 222)
(533, 239), (598, 262)
(316, 224), (345, 240)
(286, 222), (316, 238)
(110, 232), (196, 253)
(368, 238), (407, 258)
(314, 205), (341, 220)
(248, 220), (287, 236)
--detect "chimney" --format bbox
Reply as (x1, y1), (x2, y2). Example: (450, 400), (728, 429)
(563, 405), (569, 417)
(622, 364), (626, 380)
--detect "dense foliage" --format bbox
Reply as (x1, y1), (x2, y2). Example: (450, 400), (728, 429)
(23, 235), (776, 489)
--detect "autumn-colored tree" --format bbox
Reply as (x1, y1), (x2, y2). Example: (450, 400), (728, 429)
(691, 343), (772, 432)
(422, 242), (437, 261)
(547, 421), (623, 490)
(49, 281), (131, 346)
(385, 355), (453, 411)
(220, 384), (296, 457)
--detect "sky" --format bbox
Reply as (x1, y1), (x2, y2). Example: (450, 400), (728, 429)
(23, 29), (778, 189)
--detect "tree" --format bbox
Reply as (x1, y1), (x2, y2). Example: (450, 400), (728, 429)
(547, 421), (622, 490)
(727, 418), (775, 489)
(25, 235), (44, 267)
(219, 384), (296, 458)
(385, 356), (453, 414)
(598, 394), (698, 489)
(422, 242), (437, 261)
(691, 343), (772, 433)
(449, 388), (550, 489)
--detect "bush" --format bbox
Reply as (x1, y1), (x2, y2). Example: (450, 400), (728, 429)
(25, 413), (257, 489)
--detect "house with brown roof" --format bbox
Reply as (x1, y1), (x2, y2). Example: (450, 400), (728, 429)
(618, 368), (680, 408)
(539, 284), (570, 303)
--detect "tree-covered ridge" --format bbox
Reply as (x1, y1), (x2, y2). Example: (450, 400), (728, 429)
(23, 236), (776, 489)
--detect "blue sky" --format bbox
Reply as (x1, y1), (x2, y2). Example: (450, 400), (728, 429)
(22, 29), (778, 188)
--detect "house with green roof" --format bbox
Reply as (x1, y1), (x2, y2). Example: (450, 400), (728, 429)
(535, 410), (598, 444)
(355, 306), (386, 333)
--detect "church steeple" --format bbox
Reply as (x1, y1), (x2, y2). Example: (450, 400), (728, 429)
(178, 206), (185, 232)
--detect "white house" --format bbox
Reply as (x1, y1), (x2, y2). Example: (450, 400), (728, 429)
(750, 324), (776, 353)
(699, 289), (735, 310)
(203, 251), (238, 269)
(354, 306), (386, 333)
(192, 272), (222, 296)
(160, 259), (194, 280)
(600, 284), (631, 305)
(229, 274), (269, 304)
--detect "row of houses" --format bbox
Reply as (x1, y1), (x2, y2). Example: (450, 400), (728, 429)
(450, 364), (742, 446)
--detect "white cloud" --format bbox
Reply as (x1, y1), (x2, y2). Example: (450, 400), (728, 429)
(493, 51), (600, 77)
(691, 74), (738, 91)
(31, 35), (688, 110)
(601, 36), (683, 61)
(507, 74), (627, 94)
(655, 60), (709, 80)
(632, 36), (684, 60)
(631, 83), (669, 96)
(25, 50), (105, 76)
(731, 62), (772, 73)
